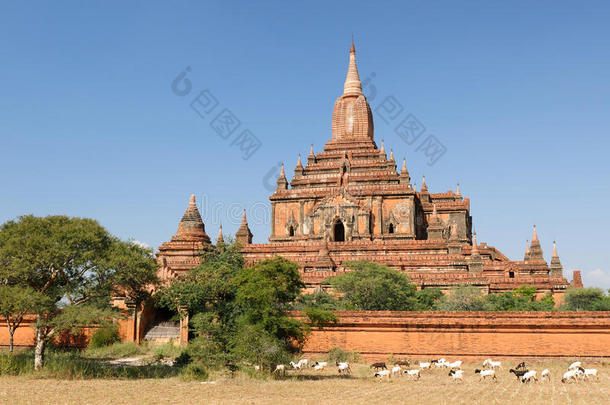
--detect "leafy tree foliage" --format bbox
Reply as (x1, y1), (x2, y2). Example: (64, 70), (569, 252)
(415, 287), (445, 310)
(561, 287), (610, 311)
(0, 215), (158, 369)
(157, 250), (308, 373)
(439, 285), (487, 311)
(303, 307), (338, 329)
(0, 286), (51, 351)
(233, 256), (307, 346)
(441, 284), (556, 311)
(329, 261), (418, 311)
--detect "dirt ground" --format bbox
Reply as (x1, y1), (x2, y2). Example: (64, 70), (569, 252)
(1, 360), (608, 405)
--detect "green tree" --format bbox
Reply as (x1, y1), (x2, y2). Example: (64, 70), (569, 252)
(0, 286), (51, 351)
(439, 285), (487, 311)
(329, 261), (418, 310)
(562, 287), (610, 311)
(230, 323), (292, 372)
(415, 287), (445, 310)
(232, 256), (307, 347)
(0, 215), (157, 369)
(156, 241), (244, 352)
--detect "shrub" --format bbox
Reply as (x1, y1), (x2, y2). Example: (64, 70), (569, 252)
(180, 361), (209, 381)
(177, 336), (231, 369)
(326, 346), (359, 363)
(562, 287), (610, 311)
(439, 285), (487, 311)
(329, 261), (418, 310)
(304, 307), (338, 329)
(152, 341), (182, 359)
(88, 325), (120, 349)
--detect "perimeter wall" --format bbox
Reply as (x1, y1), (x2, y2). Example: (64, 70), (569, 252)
(289, 311), (610, 361)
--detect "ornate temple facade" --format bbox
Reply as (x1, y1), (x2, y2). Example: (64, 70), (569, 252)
(157, 43), (582, 300)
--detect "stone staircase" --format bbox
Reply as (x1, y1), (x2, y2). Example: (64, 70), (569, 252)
(143, 321), (180, 342)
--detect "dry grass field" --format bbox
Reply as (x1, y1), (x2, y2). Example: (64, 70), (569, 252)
(1, 359), (609, 405)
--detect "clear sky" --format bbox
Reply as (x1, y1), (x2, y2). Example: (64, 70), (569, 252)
(1, 1), (609, 288)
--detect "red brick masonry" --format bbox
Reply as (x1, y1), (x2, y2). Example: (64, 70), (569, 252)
(289, 311), (610, 360)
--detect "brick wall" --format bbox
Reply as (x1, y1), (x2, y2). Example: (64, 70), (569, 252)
(5, 311), (609, 360)
(290, 311), (610, 361)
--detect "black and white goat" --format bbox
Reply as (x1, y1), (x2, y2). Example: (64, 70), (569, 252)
(475, 369), (497, 381)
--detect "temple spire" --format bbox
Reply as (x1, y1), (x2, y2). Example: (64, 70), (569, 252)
(524, 240), (531, 261)
(380, 140), (385, 154)
(472, 233), (479, 254)
(276, 163), (288, 190)
(469, 232), (483, 272)
(456, 183), (461, 197)
(528, 225), (544, 261)
(235, 209), (253, 245)
(421, 175), (428, 192)
(343, 41), (363, 96)
(216, 224), (224, 246)
(550, 240), (563, 277)
(295, 154), (303, 175)
(172, 194), (211, 243)
(389, 149), (394, 161)
(399, 157), (411, 187)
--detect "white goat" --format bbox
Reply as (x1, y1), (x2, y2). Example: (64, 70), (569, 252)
(337, 362), (351, 374)
(449, 369), (464, 381)
(289, 361), (302, 370)
(475, 369), (496, 381)
(568, 361), (582, 370)
(374, 369), (391, 380)
(483, 359), (502, 369)
(419, 362), (431, 370)
(403, 369), (421, 380)
(541, 369), (550, 381)
(433, 360), (448, 369)
(447, 360), (462, 369)
(580, 367), (598, 380)
(521, 370), (537, 383)
(312, 361), (327, 371)
(298, 359), (308, 367)
(562, 369), (579, 383)
(273, 364), (286, 375)
(391, 365), (402, 377)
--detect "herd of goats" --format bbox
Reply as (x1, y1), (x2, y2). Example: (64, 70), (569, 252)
(271, 358), (600, 383)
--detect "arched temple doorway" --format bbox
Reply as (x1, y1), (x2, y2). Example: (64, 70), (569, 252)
(333, 220), (345, 242)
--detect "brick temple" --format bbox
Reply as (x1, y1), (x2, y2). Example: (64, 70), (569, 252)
(156, 43), (581, 301)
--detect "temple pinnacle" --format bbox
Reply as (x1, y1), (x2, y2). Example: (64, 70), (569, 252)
(421, 175), (428, 192)
(189, 194), (196, 205)
(343, 41), (363, 96)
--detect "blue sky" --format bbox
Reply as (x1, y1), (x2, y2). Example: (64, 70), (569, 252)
(1, 1), (609, 288)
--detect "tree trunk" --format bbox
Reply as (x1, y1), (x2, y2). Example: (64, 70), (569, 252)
(34, 314), (46, 370)
(8, 328), (14, 352)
